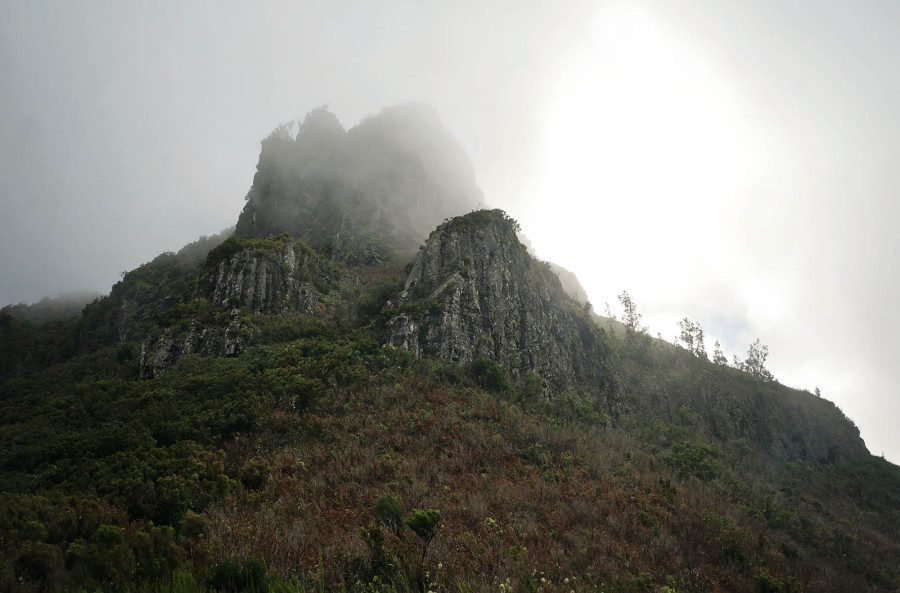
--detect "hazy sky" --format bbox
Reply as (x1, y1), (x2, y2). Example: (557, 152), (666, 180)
(2, 1), (898, 463)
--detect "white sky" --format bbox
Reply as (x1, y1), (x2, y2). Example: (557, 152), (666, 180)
(1, 1), (898, 463)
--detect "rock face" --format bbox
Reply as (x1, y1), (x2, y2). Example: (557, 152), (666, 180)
(548, 263), (590, 306)
(195, 236), (334, 315)
(235, 104), (483, 265)
(139, 235), (337, 379)
(387, 210), (613, 398)
(139, 313), (251, 380)
(694, 380), (867, 463)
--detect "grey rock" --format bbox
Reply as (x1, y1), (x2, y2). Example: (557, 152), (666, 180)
(139, 236), (336, 379)
(387, 209), (614, 399)
(196, 240), (331, 315)
(139, 311), (251, 379)
(235, 104), (483, 265)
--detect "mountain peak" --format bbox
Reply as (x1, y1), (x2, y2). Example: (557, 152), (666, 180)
(235, 104), (482, 265)
(388, 209), (615, 403)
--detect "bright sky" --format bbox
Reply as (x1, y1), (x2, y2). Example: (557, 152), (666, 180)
(1, 1), (898, 463)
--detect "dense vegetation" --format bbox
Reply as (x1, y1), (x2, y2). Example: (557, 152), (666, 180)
(1, 227), (898, 593)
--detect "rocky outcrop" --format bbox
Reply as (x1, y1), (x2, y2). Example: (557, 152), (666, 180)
(139, 311), (251, 379)
(139, 235), (337, 378)
(75, 230), (234, 352)
(234, 104), (483, 265)
(549, 263), (590, 306)
(695, 379), (867, 463)
(195, 236), (334, 314)
(387, 210), (613, 399)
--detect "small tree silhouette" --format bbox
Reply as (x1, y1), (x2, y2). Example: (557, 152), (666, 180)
(405, 509), (442, 566)
(373, 493), (404, 537)
(737, 339), (774, 382)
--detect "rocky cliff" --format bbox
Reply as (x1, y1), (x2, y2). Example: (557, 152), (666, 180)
(138, 311), (251, 380)
(195, 235), (335, 315)
(693, 376), (867, 463)
(90, 105), (866, 463)
(139, 235), (339, 378)
(387, 209), (615, 400)
(235, 104), (483, 265)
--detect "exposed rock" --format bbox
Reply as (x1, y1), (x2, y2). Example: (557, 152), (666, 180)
(387, 209), (614, 399)
(139, 235), (337, 378)
(77, 229), (233, 350)
(195, 236), (334, 314)
(139, 311), (251, 379)
(235, 104), (482, 265)
(695, 379), (867, 463)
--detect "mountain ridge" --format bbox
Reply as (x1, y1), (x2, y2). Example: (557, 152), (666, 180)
(0, 104), (896, 592)
(235, 104), (483, 265)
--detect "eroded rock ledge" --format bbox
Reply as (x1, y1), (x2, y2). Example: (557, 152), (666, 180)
(388, 209), (614, 399)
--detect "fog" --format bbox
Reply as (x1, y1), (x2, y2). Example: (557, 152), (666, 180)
(2, 1), (898, 463)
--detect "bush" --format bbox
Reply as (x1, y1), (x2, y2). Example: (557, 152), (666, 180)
(373, 493), (405, 536)
(208, 557), (270, 593)
(180, 510), (210, 541)
(755, 570), (801, 593)
(664, 439), (722, 481)
(209, 558), (241, 592)
(469, 357), (510, 393)
(240, 458), (270, 491)
(16, 542), (64, 584)
(405, 509), (442, 554)
(519, 371), (544, 402)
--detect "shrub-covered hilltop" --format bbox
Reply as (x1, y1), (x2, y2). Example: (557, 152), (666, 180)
(1, 106), (899, 593)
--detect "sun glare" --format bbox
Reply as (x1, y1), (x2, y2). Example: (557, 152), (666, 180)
(531, 4), (767, 296)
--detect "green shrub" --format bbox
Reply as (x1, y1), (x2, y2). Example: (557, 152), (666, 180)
(519, 371), (544, 402)
(208, 557), (269, 592)
(16, 542), (64, 584)
(664, 439), (722, 481)
(469, 357), (510, 393)
(180, 510), (210, 541)
(209, 558), (241, 592)
(240, 557), (269, 592)
(754, 570), (801, 593)
(240, 458), (270, 491)
(373, 493), (405, 536)
(405, 509), (442, 560)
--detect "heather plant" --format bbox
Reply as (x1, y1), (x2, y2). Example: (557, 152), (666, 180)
(373, 494), (405, 537)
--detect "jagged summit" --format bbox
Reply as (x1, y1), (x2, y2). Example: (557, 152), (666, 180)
(235, 104), (482, 265)
(388, 209), (616, 402)
(297, 105), (345, 140)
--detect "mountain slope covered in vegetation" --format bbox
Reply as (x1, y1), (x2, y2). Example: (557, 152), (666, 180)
(1, 105), (897, 593)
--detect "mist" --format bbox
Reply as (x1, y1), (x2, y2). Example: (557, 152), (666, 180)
(1, 0), (898, 462)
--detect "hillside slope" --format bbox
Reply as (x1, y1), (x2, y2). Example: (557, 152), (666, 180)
(0, 105), (897, 593)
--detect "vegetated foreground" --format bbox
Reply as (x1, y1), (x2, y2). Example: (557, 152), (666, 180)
(1, 251), (898, 593)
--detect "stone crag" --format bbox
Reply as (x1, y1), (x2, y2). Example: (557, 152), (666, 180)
(235, 104), (483, 265)
(138, 312), (251, 380)
(195, 236), (334, 315)
(139, 235), (337, 379)
(387, 209), (615, 401)
(124, 104), (866, 466)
